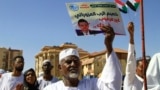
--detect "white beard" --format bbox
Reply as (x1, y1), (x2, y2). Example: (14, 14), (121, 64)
(69, 73), (79, 79)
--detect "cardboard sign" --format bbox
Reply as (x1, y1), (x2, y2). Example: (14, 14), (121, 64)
(66, 2), (126, 36)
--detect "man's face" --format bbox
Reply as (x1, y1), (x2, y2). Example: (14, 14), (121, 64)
(59, 55), (81, 79)
(136, 60), (148, 78)
(14, 58), (24, 72)
(78, 22), (89, 31)
(42, 62), (52, 74)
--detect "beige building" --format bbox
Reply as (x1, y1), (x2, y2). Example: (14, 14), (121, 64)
(81, 48), (127, 78)
(35, 42), (128, 78)
(0, 47), (23, 71)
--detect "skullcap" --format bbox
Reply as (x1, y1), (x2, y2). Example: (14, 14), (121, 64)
(42, 59), (52, 65)
(59, 48), (79, 62)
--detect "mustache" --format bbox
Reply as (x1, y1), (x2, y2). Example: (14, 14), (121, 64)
(69, 67), (78, 72)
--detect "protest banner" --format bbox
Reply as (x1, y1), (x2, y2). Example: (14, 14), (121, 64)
(66, 2), (126, 36)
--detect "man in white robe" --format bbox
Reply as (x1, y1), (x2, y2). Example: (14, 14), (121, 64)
(0, 56), (24, 90)
(38, 60), (59, 90)
(44, 25), (122, 90)
(123, 22), (146, 90)
(144, 53), (160, 90)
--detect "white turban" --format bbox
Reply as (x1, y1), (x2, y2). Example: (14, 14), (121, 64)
(42, 59), (52, 66)
(59, 48), (79, 62)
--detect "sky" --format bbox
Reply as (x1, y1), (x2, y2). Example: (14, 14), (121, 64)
(0, 0), (160, 71)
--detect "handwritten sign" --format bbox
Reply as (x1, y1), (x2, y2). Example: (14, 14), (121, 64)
(66, 2), (126, 36)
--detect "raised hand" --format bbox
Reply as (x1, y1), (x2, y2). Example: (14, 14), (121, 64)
(100, 25), (115, 56)
(127, 22), (134, 44)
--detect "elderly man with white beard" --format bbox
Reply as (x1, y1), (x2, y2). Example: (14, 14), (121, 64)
(43, 25), (122, 90)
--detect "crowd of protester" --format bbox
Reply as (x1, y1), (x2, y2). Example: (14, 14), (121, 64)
(0, 22), (159, 90)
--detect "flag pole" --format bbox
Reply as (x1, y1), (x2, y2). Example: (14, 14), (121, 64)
(140, 0), (147, 90)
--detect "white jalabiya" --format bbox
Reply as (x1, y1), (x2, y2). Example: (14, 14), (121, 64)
(38, 76), (59, 90)
(123, 44), (143, 90)
(44, 51), (122, 90)
(0, 72), (23, 90)
(143, 53), (160, 90)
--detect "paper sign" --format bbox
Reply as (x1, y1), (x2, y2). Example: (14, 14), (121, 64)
(66, 2), (126, 36)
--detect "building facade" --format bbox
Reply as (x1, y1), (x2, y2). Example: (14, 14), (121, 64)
(0, 47), (23, 71)
(81, 48), (127, 78)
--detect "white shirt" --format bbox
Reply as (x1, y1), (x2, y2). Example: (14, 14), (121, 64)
(0, 72), (24, 90)
(44, 51), (122, 90)
(143, 53), (160, 90)
(38, 76), (59, 90)
(123, 44), (143, 90)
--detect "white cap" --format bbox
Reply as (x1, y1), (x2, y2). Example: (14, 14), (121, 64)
(59, 48), (79, 62)
(42, 59), (52, 66)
